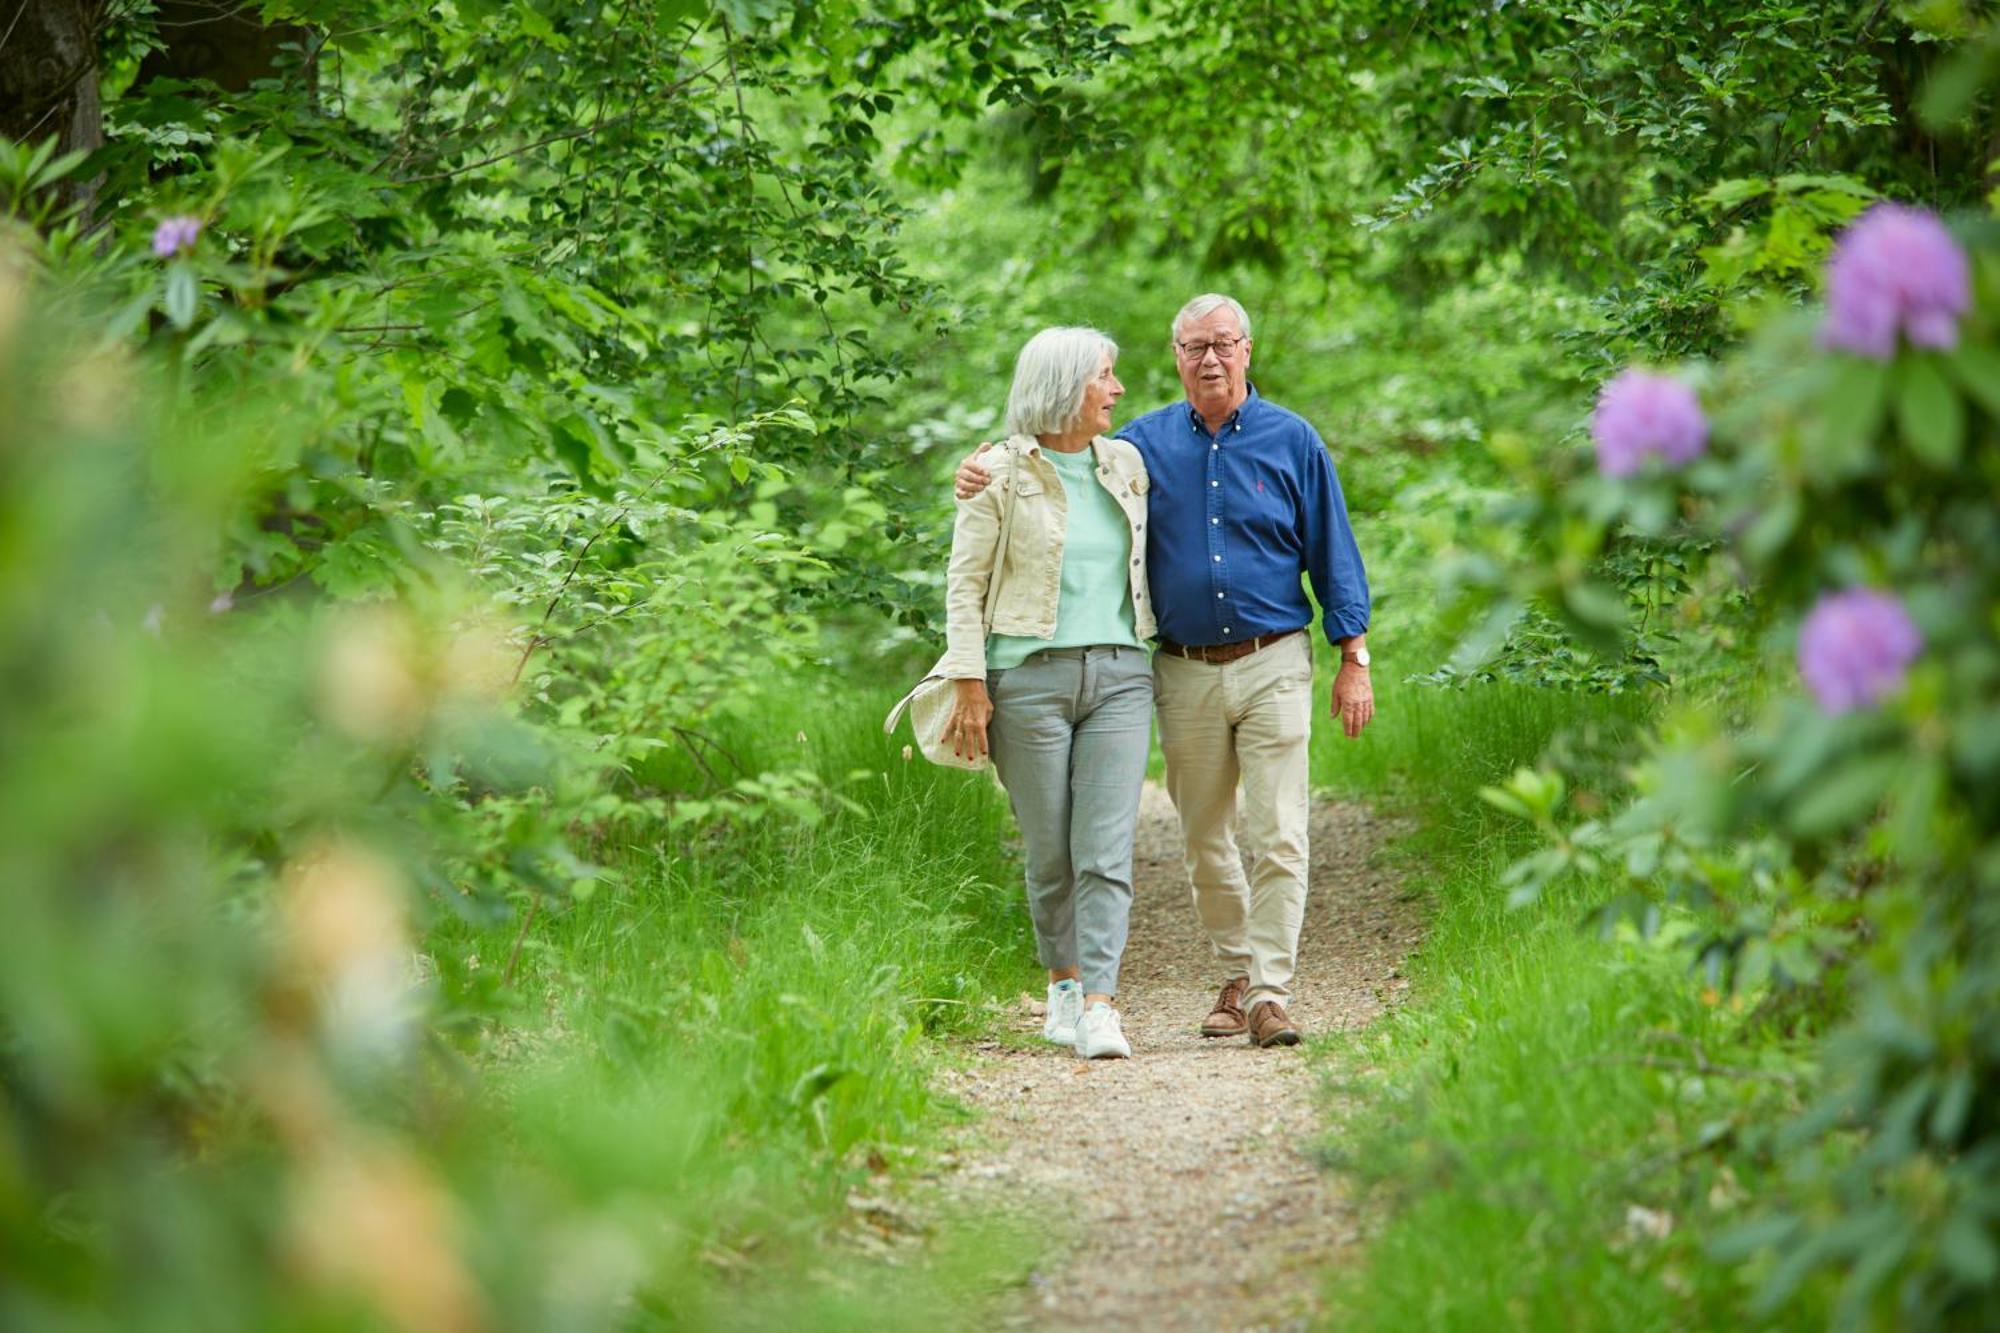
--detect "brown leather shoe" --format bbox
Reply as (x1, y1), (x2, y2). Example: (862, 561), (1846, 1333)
(1249, 1000), (1301, 1048)
(1200, 976), (1250, 1038)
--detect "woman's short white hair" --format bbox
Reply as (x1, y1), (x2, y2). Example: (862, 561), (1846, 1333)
(1005, 326), (1118, 438)
(1170, 293), (1252, 345)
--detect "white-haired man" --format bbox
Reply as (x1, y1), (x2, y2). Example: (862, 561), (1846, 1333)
(957, 294), (1372, 1047)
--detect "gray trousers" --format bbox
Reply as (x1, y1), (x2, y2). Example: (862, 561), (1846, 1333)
(988, 646), (1153, 997)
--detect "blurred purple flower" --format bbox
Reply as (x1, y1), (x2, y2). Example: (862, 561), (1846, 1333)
(1797, 588), (1922, 714)
(1820, 204), (1970, 360)
(151, 215), (202, 259)
(1590, 369), (1708, 477)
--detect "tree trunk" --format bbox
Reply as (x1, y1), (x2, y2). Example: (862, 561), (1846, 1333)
(0, 1), (106, 217)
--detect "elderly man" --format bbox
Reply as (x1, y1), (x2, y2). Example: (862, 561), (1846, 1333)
(956, 293), (1373, 1047)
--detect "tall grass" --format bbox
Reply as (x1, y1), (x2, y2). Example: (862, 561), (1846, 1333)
(1309, 669), (1821, 1329)
(426, 682), (1039, 1327)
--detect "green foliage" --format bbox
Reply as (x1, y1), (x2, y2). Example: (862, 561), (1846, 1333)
(0, 0), (1117, 1320)
(8, 0), (2000, 1325)
(1462, 184), (2000, 1333)
(0, 262), (1042, 1327)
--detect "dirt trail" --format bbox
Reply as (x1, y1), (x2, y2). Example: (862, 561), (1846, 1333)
(932, 782), (1422, 1331)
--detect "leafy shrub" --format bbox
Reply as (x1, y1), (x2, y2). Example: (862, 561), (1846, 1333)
(1471, 199), (2000, 1325)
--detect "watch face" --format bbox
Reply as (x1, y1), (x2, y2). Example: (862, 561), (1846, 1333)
(1347, 647), (1371, 667)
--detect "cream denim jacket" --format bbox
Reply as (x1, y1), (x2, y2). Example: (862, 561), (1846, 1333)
(938, 434), (1155, 679)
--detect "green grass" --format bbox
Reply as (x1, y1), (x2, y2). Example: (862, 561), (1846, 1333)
(427, 650), (1818, 1329)
(423, 682), (1042, 1328)
(1308, 672), (1822, 1330)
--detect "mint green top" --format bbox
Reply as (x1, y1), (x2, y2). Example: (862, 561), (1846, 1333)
(988, 445), (1143, 670)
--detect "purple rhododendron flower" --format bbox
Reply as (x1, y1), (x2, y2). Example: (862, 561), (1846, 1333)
(151, 215), (202, 259)
(1797, 587), (1922, 715)
(1820, 204), (1970, 360)
(1590, 369), (1708, 477)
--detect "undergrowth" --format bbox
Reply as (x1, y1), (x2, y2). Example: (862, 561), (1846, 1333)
(1311, 669), (1830, 1329)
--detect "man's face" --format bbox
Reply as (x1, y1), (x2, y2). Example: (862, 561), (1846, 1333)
(1173, 307), (1252, 408)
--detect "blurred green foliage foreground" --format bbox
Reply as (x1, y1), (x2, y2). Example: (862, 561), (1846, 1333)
(0, 251), (1039, 1329)
(8, 1), (2000, 1329)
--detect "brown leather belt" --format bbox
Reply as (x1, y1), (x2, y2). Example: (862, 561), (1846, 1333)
(1157, 628), (1302, 665)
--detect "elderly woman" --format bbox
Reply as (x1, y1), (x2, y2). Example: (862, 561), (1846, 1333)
(939, 327), (1154, 1060)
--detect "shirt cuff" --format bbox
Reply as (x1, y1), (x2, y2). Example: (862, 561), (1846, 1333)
(1322, 611), (1370, 644)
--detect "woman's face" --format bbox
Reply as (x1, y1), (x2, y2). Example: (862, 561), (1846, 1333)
(1075, 351), (1124, 435)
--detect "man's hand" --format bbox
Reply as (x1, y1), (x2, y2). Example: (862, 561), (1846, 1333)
(954, 441), (995, 500)
(1333, 661), (1374, 739)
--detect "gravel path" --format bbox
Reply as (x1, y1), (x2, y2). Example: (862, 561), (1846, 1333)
(931, 781), (1421, 1331)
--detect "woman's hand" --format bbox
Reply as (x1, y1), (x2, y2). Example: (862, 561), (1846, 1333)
(944, 678), (994, 761)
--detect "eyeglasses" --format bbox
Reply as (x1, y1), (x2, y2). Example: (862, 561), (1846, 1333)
(1174, 336), (1244, 361)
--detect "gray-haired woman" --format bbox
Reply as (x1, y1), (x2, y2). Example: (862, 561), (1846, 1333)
(937, 327), (1155, 1060)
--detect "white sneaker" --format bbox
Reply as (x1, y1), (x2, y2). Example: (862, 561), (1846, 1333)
(1042, 980), (1083, 1046)
(1074, 1001), (1131, 1059)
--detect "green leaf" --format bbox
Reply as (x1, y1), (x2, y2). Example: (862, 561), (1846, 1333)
(1562, 579), (1629, 632)
(1895, 357), (1964, 468)
(1700, 178), (1770, 210)
(163, 263), (198, 330)
(1938, 1212), (1999, 1286)
(788, 1062), (849, 1106)
(1917, 47), (1987, 130)
(31, 147), (89, 191)
(1786, 754), (1901, 839)
(1739, 489), (1800, 566)
(513, 0), (556, 40)
(1945, 343), (2000, 420)
(1447, 596), (1524, 674)
(1704, 1216), (1800, 1256)
(1815, 357), (1889, 475)
(1930, 1068), (1973, 1144)
(729, 454), (752, 484)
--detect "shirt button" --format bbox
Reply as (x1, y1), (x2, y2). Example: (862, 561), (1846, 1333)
(1210, 480), (1219, 488)
(1212, 555), (1221, 562)
(1211, 444), (1218, 451)
(1216, 592), (1224, 599)
(1211, 518), (1219, 525)
(1223, 626), (1232, 635)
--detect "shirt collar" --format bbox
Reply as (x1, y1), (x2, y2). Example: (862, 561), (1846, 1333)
(1185, 383), (1261, 435)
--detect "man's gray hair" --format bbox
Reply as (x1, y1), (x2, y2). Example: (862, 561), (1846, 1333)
(1170, 293), (1252, 345)
(1004, 326), (1119, 438)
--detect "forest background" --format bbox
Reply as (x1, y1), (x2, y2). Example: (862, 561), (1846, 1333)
(4, 0), (2000, 1329)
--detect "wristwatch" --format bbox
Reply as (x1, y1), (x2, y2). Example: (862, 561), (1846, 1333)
(1341, 645), (1371, 668)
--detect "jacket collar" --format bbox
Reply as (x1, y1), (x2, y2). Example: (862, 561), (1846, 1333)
(1010, 432), (1109, 459)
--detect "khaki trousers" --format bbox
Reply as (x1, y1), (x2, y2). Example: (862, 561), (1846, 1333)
(1153, 633), (1313, 1012)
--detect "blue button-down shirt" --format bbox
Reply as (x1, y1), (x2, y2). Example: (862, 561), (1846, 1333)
(1117, 386), (1369, 648)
